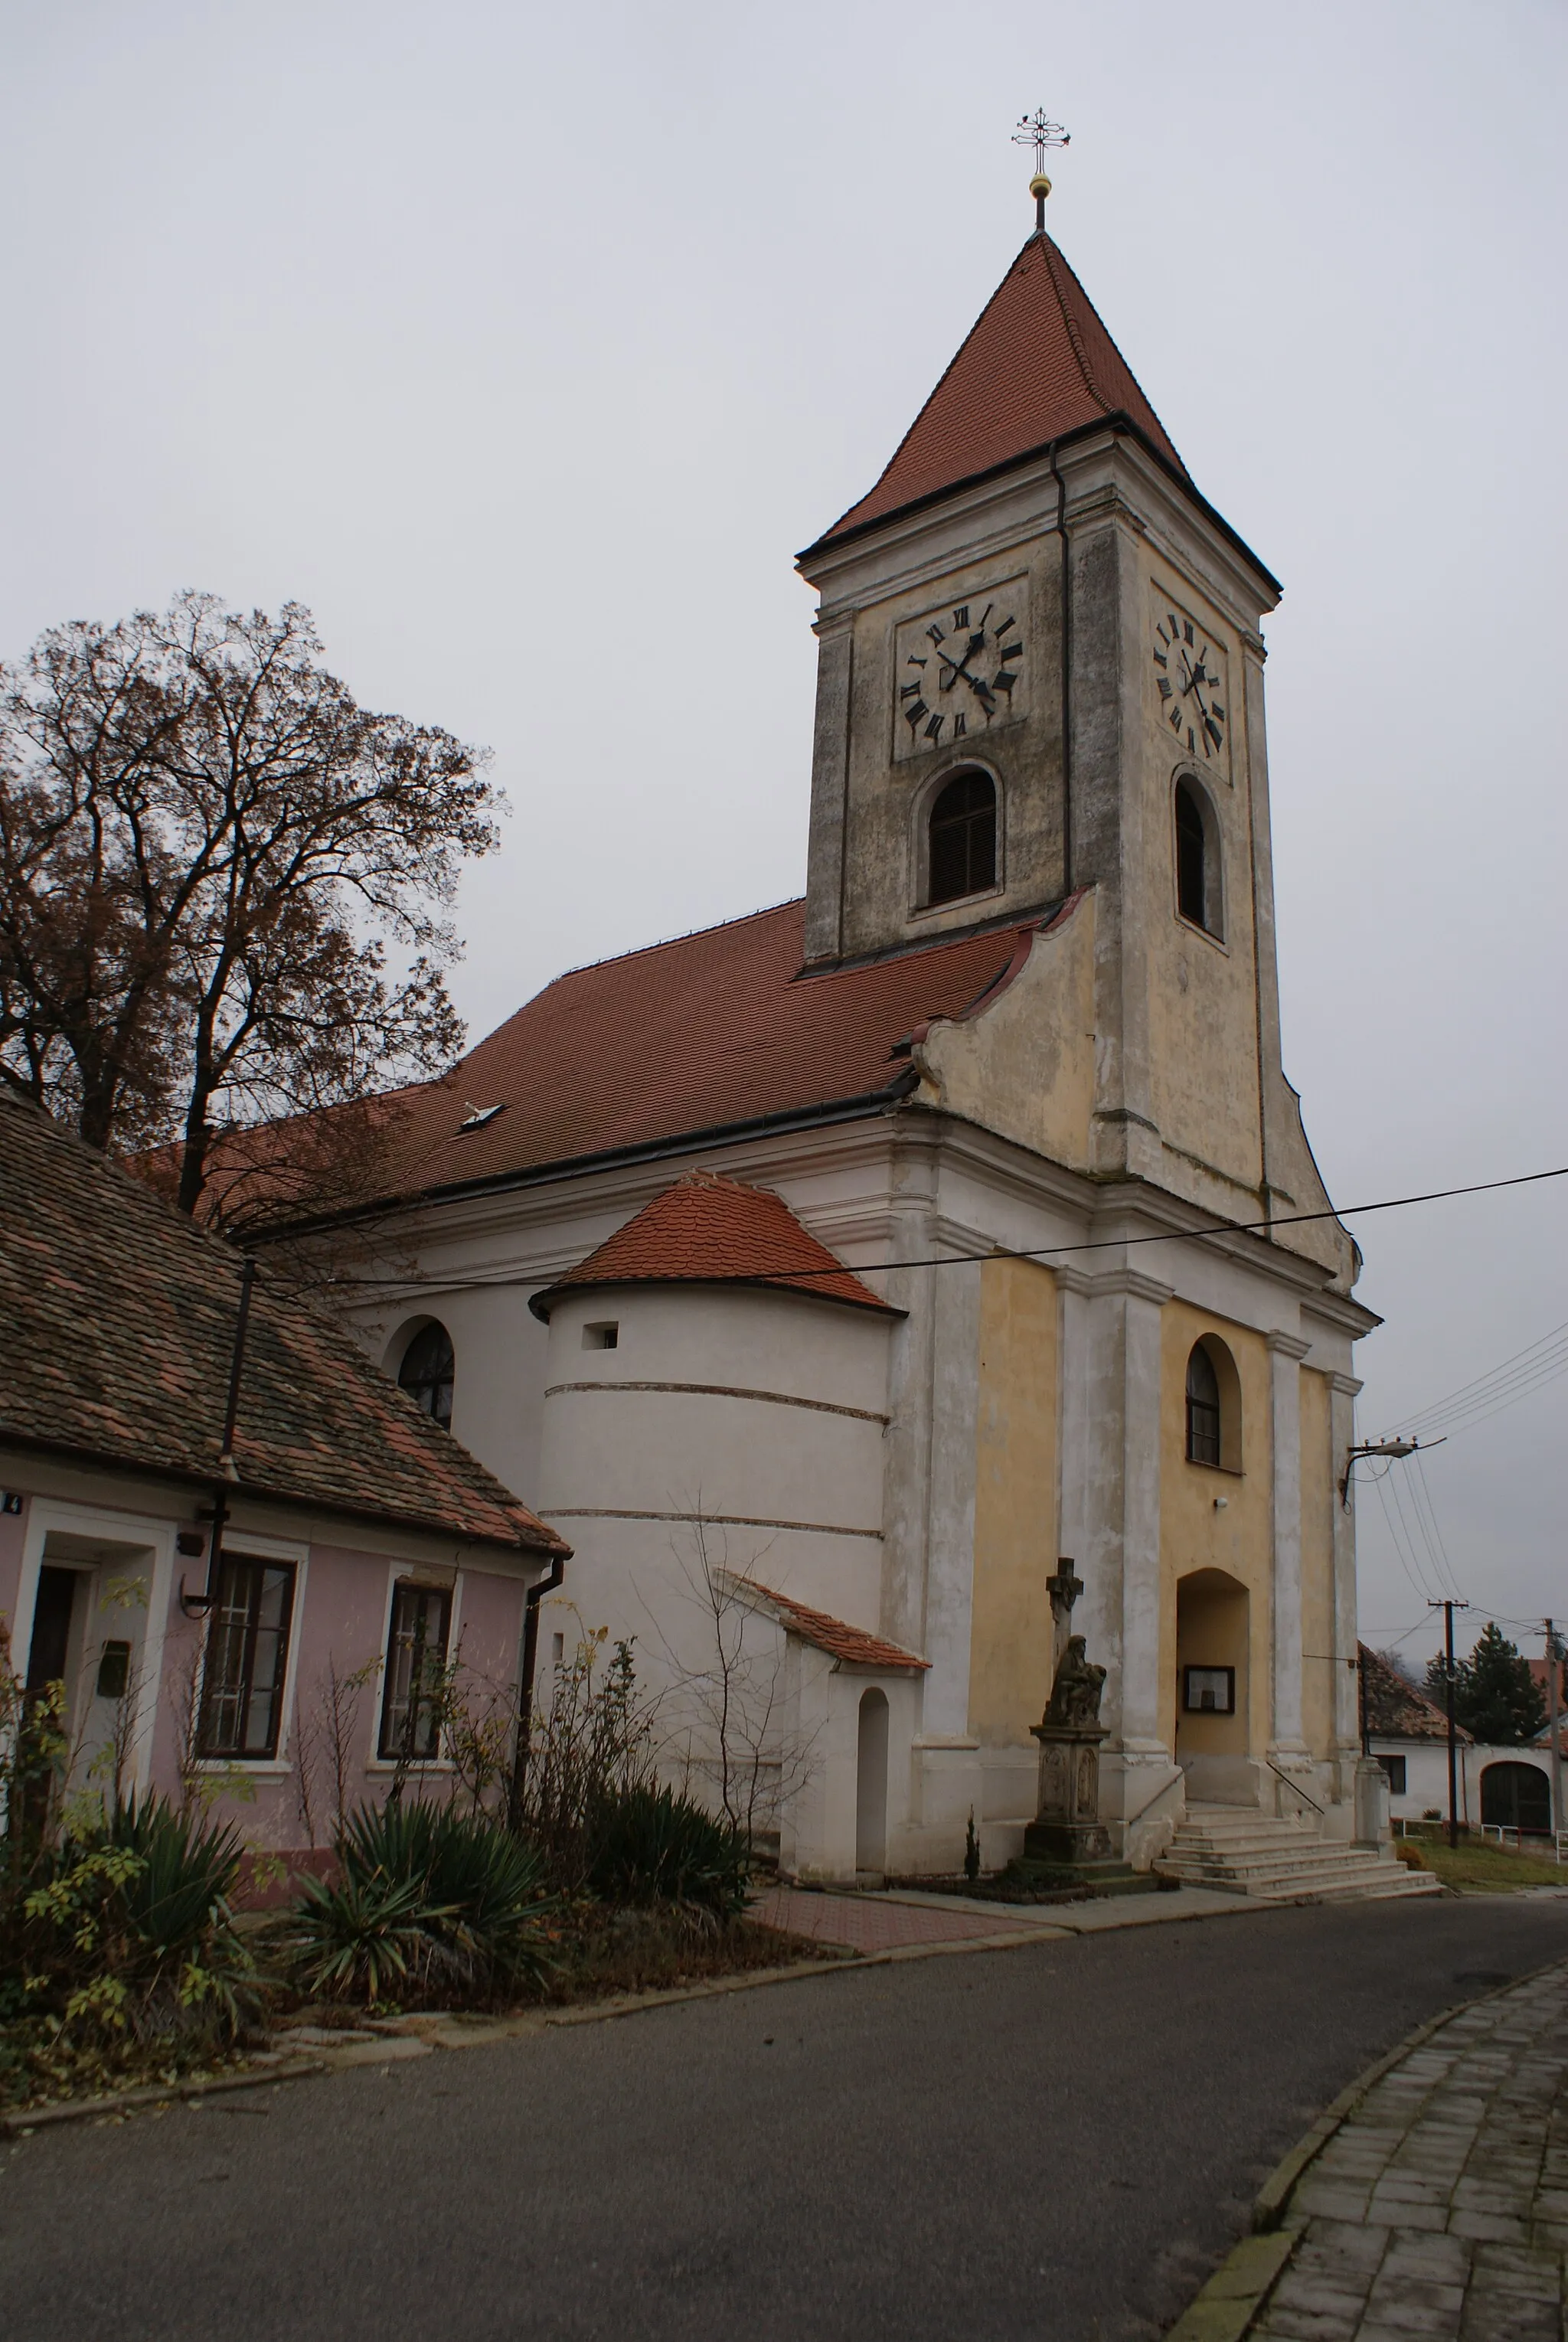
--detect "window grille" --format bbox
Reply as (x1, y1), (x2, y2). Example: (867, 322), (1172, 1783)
(1185, 1343), (1222, 1467)
(379, 1580), (453, 1762)
(198, 1556), (296, 1759)
(928, 771), (997, 906)
(398, 1322), (456, 1432)
(1174, 780), (1207, 927)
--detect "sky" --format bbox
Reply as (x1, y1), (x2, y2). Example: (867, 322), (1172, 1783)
(2, 1), (1564, 1671)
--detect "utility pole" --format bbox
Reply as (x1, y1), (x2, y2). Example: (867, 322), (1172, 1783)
(1547, 1621), (1563, 1847)
(1429, 1599), (1470, 1850)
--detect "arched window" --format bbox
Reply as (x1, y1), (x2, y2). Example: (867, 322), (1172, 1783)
(1174, 777), (1220, 936)
(398, 1321), (455, 1432)
(1184, 1334), (1242, 1471)
(928, 770), (997, 906)
(1185, 1343), (1221, 1465)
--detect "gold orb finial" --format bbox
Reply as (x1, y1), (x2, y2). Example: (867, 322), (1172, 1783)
(1030, 172), (1052, 200)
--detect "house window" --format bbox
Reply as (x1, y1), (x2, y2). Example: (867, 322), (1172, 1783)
(1379, 1754), (1407, 1796)
(1174, 777), (1221, 936)
(1185, 1342), (1222, 1465)
(398, 1321), (456, 1432)
(928, 770), (997, 906)
(378, 1581), (453, 1762)
(198, 1556), (296, 1760)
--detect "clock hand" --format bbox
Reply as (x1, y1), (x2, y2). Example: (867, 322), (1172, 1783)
(937, 632), (987, 691)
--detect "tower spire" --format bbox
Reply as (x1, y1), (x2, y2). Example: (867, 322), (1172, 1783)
(1013, 106), (1070, 234)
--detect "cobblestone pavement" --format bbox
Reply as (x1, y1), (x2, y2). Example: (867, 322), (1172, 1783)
(1258, 1960), (1568, 2342)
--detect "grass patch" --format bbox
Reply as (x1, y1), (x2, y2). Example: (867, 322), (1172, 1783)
(1399, 1836), (1566, 1893)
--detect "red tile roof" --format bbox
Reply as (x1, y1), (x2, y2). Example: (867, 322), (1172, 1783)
(729, 1576), (929, 1672)
(812, 233), (1187, 548)
(0, 1092), (566, 1559)
(1360, 1645), (1474, 1745)
(532, 1171), (897, 1319)
(335, 899), (1054, 1214)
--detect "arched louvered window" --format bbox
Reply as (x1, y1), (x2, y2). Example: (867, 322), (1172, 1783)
(1174, 777), (1221, 936)
(928, 770), (997, 906)
(398, 1321), (456, 1432)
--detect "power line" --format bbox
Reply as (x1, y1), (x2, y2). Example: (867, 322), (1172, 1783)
(1392, 1318), (1568, 1442)
(328, 1160), (1568, 1296)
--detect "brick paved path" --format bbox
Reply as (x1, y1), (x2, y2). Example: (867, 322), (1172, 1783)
(1258, 1961), (1568, 2341)
(751, 1883), (1060, 1953)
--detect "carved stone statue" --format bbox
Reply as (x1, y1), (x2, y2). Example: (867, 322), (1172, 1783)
(1042, 1635), (1106, 1733)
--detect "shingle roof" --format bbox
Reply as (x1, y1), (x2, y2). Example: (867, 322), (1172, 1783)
(312, 898), (1054, 1216)
(811, 233), (1187, 549)
(1360, 1644), (1474, 1744)
(0, 1092), (566, 1558)
(725, 1575), (929, 1672)
(531, 1171), (897, 1320)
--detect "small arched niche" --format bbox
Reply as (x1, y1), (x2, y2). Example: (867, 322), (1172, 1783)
(926, 768), (998, 907)
(390, 1318), (456, 1432)
(855, 1687), (890, 1873)
(1174, 774), (1223, 939)
(1184, 1334), (1242, 1474)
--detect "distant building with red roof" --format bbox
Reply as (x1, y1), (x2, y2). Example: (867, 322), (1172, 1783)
(286, 171), (1377, 1883)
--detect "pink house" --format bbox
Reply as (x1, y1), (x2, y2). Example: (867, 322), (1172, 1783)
(0, 1090), (568, 1857)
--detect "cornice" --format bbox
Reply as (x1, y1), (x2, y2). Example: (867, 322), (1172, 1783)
(1265, 1331), (1313, 1362)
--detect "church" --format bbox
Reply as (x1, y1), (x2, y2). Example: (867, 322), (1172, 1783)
(336, 175), (1377, 1880)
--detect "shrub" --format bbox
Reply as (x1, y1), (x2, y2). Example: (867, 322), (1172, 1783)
(279, 1798), (556, 2007)
(586, 1785), (750, 1920)
(0, 1792), (258, 2104)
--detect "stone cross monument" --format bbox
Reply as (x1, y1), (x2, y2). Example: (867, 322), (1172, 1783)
(1026, 1557), (1112, 1867)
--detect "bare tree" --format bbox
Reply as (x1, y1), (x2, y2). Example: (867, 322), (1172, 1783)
(0, 591), (501, 1227)
(645, 1515), (818, 1849)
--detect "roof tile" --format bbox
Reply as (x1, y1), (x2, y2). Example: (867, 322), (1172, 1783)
(813, 233), (1187, 547)
(0, 1093), (565, 1557)
(533, 1171), (896, 1318)
(730, 1576), (929, 1671)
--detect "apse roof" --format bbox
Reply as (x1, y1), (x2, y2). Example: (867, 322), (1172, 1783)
(810, 231), (1189, 550)
(531, 1170), (897, 1319)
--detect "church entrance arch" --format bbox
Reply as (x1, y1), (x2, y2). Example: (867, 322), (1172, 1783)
(855, 1688), (890, 1874)
(1480, 1761), (1550, 1837)
(1175, 1568), (1253, 1806)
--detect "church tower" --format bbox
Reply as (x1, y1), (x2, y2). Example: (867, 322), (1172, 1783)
(797, 176), (1346, 1290)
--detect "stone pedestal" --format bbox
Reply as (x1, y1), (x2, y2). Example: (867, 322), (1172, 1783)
(1025, 1723), (1112, 1863)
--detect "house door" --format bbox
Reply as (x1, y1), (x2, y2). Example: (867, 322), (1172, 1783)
(25, 1566), (78, 1692)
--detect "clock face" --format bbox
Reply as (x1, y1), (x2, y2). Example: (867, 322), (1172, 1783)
(894, 596), (1024, 756)
(1152, 606), (1227, 763)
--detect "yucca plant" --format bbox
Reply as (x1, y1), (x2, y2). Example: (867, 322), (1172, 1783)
(282, 1798), (556, 2007)
(586, 1785), (750, 1919)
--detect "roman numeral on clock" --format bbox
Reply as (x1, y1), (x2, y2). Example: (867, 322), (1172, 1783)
(904, 700), (929, 730)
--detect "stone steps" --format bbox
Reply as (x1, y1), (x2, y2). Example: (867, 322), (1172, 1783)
(1155, 1806), (1442, 1904)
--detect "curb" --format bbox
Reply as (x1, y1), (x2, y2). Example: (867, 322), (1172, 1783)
(0, 2056), (328, 2139)
(1164, 1956), (1568, 2340)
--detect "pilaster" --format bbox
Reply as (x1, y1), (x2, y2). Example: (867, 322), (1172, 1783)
(802, 617), (853, 963)
(1329, 1372), (1364, 1780)
(1266, 1330), (1312, 1782)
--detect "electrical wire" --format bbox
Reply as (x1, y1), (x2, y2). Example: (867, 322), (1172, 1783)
(325, 1161), (1568, 1296)
(1391, 1318), (1568, 1442)
(1409, 1450), (1465, 1604)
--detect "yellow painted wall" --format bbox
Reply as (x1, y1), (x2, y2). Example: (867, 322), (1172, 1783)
(1298, 1369), (1337, 1761)
(968, 1256), (1059, 1745)
(1158, 1300), (1273, 1761)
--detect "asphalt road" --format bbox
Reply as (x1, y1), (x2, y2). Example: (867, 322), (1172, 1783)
(5, 1897), (1567, 2342)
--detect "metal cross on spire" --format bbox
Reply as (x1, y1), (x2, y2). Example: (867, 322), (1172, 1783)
(1013, 106), (1070, 233)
